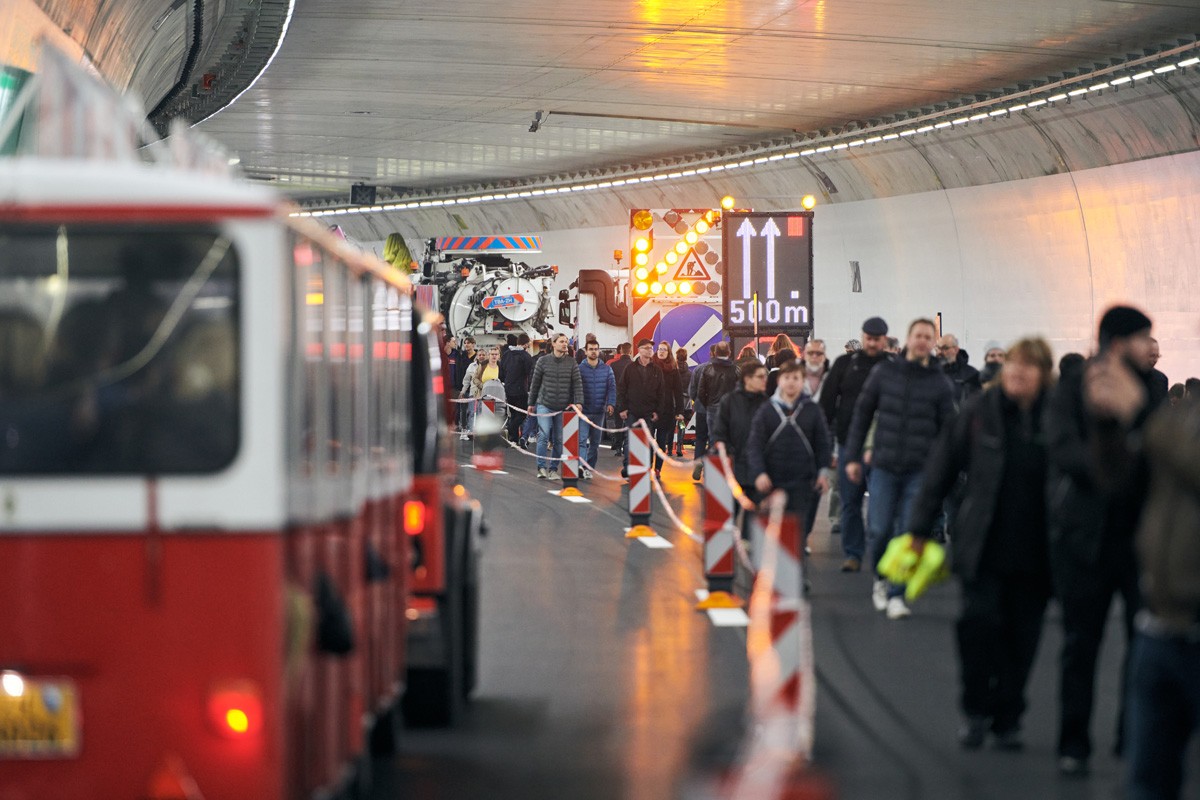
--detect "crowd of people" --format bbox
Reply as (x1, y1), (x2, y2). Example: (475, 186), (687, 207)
(442, 312), (1198, 799)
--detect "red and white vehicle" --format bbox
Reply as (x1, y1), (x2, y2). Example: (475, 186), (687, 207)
(0, 59), (482, 800)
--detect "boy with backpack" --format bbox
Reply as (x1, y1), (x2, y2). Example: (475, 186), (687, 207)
(747, 359), (833, 523)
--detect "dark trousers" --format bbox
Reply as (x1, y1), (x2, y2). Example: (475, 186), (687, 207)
(653, 419), (675, 471)
(693, 409), (709, 458)
(1055, 550), (1141, 760)
(957, 572), (1049, 732)
(504, 391), (527, 442)
(1126, 631), (1200, 800)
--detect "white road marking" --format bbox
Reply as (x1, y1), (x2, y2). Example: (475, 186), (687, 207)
(638, 535), (674, 549)
(707, 608), (751, 627)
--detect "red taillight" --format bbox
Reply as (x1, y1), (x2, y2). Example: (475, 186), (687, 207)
(403, 500), (427, 536)
(431, 375), (444, 395)
(146, 754), (204, 800)
(206, 680), (262, 738)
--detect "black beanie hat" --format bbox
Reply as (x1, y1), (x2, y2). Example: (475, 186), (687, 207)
(1098, 305), (1151, 349)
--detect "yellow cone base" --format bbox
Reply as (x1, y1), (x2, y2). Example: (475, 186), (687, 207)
(625, 525), (657, 538)
(558, 487), (584, 497)
(696, 591), (744, 610)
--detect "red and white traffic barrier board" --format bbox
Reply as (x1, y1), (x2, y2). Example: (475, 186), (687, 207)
(559, 409), (582, 495)
(626, 424), (654, 537)
(697, 453), (740, 609)
(727, 505), (817, 800)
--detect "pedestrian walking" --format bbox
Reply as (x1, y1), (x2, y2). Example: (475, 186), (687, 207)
(906, 337), (1055, 750)
(1085, 346), (1200, 800)
(747, 359), (833, 542)
(819, 317), (893, 572)
(577, 338), (616, 478)
(653, 341), (686, 476)
(1044, 305), (1164, 776)
(711, 360), (770, 502)
(616, 339), (665, 477)
(694, 341), (739, 480)
(527, 333), (583, 480)
(499, 333), (534, 444)
(844, 317), (955, 620)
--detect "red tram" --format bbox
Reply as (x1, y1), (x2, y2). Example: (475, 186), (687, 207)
(0, 139), (480, 797)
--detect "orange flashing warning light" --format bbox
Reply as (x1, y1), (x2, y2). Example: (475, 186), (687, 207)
(206, 681), (262, 739)
(634, 281), (649, 296)
(634, 236), (651, 252)
(665, 251), (679, 266)
(632, 209), (654, 230)
(665, 281), (677, 294)
(403, 500), (426, 535)
(801, 194), (817, 210)
(679, 281), (692, 294)
(720, 195), (736, 210)
(634, 252), (649, 267)
(650, 281), (663, 295)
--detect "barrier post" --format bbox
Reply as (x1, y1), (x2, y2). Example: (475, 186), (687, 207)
(729, 505), (818, 800)
(625, 423), (655, 538)
(559, 409), (583, 497)
(697, 453), (741, 609)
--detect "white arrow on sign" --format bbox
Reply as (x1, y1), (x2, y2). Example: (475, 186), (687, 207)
(760, 217), (782, 298)
(736, 218), (757, 299)
(672, 314), (725, 361)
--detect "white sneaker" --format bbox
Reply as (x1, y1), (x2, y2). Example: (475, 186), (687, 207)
(459, 432), (469, 441)
(537, 468), (548, 479)
(886, 597), (912, 620)
(581, 469), (593, 480)
(872, 580), (889, 612)
(547, 469), (559, 480)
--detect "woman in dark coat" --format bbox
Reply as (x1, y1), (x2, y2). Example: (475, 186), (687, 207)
(652, 341), (686, 475)
(711, 360), (769, 499)
(905, 337), (1055, 751)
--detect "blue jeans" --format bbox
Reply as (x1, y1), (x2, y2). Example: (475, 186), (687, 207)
(692, 409), (709, 459)
(535, 405), (563, 471)
(578, 410), (603, 468)
(866, 466), (925, 599)
(1126, 630), (1200, 800)
(837, 445), (867, 560)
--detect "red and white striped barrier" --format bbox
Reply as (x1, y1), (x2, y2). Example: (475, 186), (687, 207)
(728, 498), (817, 800)
(626, 423), (654, 538)
(697, 453), (740, 609)
(559, 409), (582, 496)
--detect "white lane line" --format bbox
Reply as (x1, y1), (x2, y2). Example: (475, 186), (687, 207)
(638, 535), (674, 549)
(707, 608), (751, 627)
(460, 464), (509, 474)
(546, 490), (593, 504)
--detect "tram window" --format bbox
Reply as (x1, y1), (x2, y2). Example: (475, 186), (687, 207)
(0, 224), (240, 474)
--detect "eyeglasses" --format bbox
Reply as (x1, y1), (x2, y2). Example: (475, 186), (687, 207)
(805, 350), (825, 356)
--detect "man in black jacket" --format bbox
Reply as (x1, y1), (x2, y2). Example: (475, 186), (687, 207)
(608, 343), (633, 456)
(616, 339), (664, 475)
(1044, 305), (1164, 777)
(499, 333), (534, 443)
(694, 341), (739, 480)
(819, 316), (892, 572)
(845, 318), (955, 620)
(938, 334), (982, 407)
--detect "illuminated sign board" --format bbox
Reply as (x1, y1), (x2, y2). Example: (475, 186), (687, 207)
(720, 211), (814, 336)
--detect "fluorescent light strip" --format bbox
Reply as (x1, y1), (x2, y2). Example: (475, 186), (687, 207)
(296, 48), (1200, 218)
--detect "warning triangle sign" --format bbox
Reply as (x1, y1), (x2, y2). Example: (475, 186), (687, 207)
(673, 249), (711, 282)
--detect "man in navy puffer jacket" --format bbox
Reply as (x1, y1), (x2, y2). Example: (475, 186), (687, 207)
(844, 317), (955, 620)
(577, 339), (616, 477)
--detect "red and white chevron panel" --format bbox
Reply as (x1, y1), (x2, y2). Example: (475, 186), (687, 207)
(703, 454), (736, 580)
(561, 410), (579, 480)
(627, 426), (652, 519)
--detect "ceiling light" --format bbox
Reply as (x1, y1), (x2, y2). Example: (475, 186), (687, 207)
(1132, 71), (1153, 81)
(1154, 65), (1177, 74)
(1109, 77), (1132, 86)
(1047, 93), (1068, 102)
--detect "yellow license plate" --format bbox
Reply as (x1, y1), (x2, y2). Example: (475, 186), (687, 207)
(0, 677), (80, 757)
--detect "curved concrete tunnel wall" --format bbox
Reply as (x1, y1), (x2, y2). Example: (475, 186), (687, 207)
(353, 147), (1200, 383)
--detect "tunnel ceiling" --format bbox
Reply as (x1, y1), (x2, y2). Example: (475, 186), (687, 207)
(169, 0), (1200, 200)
